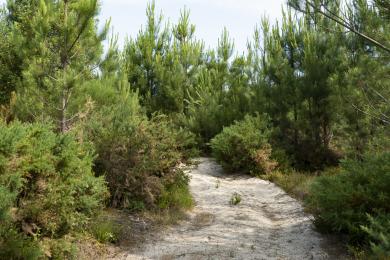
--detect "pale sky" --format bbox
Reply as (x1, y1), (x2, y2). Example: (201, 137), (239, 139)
(0, 0), (286, 54)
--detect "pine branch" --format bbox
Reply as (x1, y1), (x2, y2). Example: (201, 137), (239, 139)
(352, 104), (390, 124)
(67, 18), (91, 54)
(291, 0), (390, 53)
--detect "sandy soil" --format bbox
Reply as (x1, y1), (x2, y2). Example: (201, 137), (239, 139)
(114, 158), (345, 260)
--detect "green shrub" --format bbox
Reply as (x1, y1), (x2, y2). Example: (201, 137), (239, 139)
(41, 237), (77, 260)
(362, 214), (390, 258)
(0, 225), (43, 260)
(171, 125), (199, 160)
(306, 152), (390, 253)
(158, 172), (193, 210)
(178, 78), (226, 150)
(0, 121), (108, 258)
(90, 218), (120, 244)
(210, 114), (277, 174)
(81, 91), (194, 210)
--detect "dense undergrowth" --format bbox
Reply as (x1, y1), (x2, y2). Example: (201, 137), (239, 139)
(307, 153), (390, 258)
(0, 97), (196, 258)
(0, 121), (108, 259)
(79, 83), (196, 211)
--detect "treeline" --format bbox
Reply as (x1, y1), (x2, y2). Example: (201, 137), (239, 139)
(0, 0), (389, 258)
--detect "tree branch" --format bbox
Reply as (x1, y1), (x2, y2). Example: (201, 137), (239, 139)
(292, 0), (390, 53)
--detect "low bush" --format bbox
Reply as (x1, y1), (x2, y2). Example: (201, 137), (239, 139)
(210, 114), (277, 174)
(81, 91), (194, 211)
(0, 121), (108, 259)
(158, 172), (193, 210)
(306, 152), (390, 256)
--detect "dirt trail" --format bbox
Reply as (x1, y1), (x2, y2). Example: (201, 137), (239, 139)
(118, 158), (344, 260)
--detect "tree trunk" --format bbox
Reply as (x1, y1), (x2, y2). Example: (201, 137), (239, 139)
(60, 0), (69, 133)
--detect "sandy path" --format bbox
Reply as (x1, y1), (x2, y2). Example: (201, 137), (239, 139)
(121, 158), (342, 260)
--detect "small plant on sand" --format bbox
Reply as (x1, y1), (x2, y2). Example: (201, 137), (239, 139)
(230, 193), (242, 205)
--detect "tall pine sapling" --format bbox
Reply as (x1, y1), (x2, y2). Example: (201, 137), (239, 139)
(14, 0), (109, 132)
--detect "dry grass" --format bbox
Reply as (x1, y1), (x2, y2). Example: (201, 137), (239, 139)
(192, 212), (214, 228)
(143, 208), (190, 226)
(263, 171), (316, 201)
(262, 167), (341, 201)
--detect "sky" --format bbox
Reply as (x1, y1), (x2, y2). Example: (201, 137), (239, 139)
(0, 0), (286, 54)
(99, 0), (285, 53)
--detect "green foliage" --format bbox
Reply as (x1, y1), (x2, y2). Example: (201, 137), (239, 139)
(0, 225), (43, 260)
(90, 218), (120, 244)
(80, 87), (194, 210)
(123, 2), (203, 115)
(362, 214), (390, 258)
(158, 172), (193, 210)
(11, 0), (108, 132)
(180, 67), (225, 148)
(306, 153), (390, 250)
(42, 237), (77, 260)
(253, 9), (346, 171)
(181, 30), (254, 149)
(0, 121), (108, 258)
(229, 193), (242, 205)
(211, 114), (276, 174)
(0, 0), (389, 258)
(0, 7), (22, 106)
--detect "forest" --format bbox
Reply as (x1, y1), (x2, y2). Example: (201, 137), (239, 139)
(0, 0), (389, 259)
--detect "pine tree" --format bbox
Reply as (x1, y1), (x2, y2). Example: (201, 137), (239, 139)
(172, 7), (204, 108)
(213, 27), (234, 93)
(0, 8), (15, 105)
(123, 3), (204, 115)
(123, 1), (167, 104)
(0, 4), (27, 106)
(14, 0), (108, 132)
(255, 7), (346, 169)
(330, 0), (390, 157)
(259, 11), (302, 162)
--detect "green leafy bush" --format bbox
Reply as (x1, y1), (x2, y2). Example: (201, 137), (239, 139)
(81, 91), (194, 210)
(0, 121), (108, 259)
(210, 114), (277, 174)
(306, 152), (390, 254)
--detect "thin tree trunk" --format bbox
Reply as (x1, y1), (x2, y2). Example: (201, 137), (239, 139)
(60, 0), (69, 133)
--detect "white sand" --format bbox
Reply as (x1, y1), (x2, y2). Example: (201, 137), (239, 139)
(120, 158), (342, 260)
